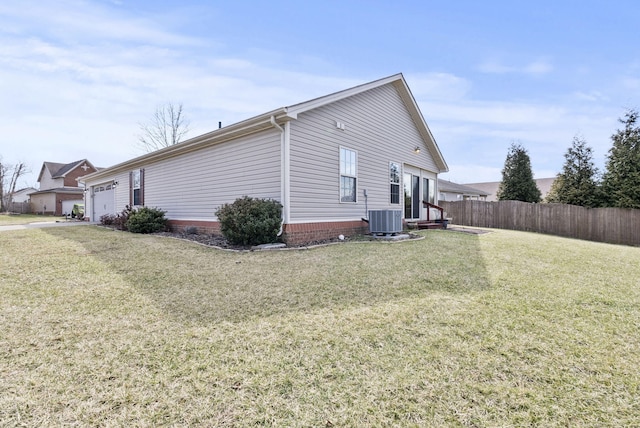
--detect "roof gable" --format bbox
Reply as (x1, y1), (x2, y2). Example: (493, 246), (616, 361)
(53, 159), (96, 177)
(81, 74), (448, 181)
(37, 160), (96, 182)
(284, 74), (447, 171)
(37, 162), (65, 182)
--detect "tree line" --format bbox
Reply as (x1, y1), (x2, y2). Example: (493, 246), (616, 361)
(497, 109), (640, 209)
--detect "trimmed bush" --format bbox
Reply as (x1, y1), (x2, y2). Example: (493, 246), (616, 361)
(100, 213), (115, 226)
(126, 207), (168, 234)
(100, 205), (133, 231)
(215, 196), (282, 246)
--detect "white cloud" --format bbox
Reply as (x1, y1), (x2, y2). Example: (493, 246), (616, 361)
(0, 1), (201, 46)
(574, 90), (608, 102)
(420, 100), (566, 126)
(0, 2), (629, 192)
(477, 58), (553, 76)
(621, 77), (640, 91)
(523, 60), (553, 75)
(476, 61), (513, 74)
(405, 72), (471, 101)
(0, 15), (364, 186)
(440, 165), (503, 184)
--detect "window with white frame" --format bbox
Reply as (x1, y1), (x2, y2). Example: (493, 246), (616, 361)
(340, 147), (357, 202)
(130, 169), (144, 206)
(390, 162), (400, 204)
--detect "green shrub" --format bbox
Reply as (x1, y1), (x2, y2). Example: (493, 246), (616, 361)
(126, 206), (168, 234)
(215, 196), (282, 245)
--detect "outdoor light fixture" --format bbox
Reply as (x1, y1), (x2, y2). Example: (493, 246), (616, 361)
(414, 146), (421, 154)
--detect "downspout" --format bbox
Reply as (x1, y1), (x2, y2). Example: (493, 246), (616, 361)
(270, 115), (290, 236)
(78, 179), (87, 221)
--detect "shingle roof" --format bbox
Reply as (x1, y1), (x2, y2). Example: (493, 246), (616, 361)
(51, 160), (87, 177)
(39, 162), (65, 181)
(28, 187), (84, 196)
(438, 179), (489, 196)
(38, 159), (97, 183)
(80, 74), (448, 182)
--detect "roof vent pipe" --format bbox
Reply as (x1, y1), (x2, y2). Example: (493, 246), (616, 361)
(218, 121), (222, 129)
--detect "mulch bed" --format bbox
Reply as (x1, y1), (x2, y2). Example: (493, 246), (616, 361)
(153, 231), (429, 251)
(105, 225), (489, 251)
(106, 226), (478, 251)
(153, 231), (353, 251)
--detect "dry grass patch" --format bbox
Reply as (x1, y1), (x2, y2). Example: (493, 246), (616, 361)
(0, 213), (66, 225)
(1, 226), (639, 426)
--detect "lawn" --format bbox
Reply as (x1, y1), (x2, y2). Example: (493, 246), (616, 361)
(0, 213), (66, 225)
(1, 226), (639, 426)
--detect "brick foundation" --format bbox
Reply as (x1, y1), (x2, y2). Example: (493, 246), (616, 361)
(282, 220), (369, 245)
(167, 219), (221, 235)
(167, 219), (369, 246)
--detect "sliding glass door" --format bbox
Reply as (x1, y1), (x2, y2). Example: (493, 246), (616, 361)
(404, 173), (421, 220)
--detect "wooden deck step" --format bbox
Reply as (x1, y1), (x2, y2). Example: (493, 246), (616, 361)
(413, 221), (448, 230)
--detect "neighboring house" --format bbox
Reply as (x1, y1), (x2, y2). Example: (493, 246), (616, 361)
(7, 187), (37, 203)
(534, 177), (555, 201)
(80, 74), (449, 244)
(464, 177), (556, 202)
(3, 187), (38, 213)
(29, 160), (99, 216)
(438, 179), (488, 202)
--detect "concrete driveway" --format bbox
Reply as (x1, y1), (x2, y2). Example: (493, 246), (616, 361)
(0, 220), (90, 232)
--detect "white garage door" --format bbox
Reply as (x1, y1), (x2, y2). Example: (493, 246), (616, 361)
(62, 199), (83, 217)
(92, 183), (115, 222)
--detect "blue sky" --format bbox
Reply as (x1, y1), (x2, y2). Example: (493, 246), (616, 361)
(1, 0), (639, 188)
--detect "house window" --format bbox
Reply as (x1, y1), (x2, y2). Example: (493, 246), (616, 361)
(340, 147), (357, 202)
(390, 162), (400, 204)
(130, 169), (144, 206)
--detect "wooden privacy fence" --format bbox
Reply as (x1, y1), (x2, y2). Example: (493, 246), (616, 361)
(439, 200), (640, 247)
(5, 202), (32, 214)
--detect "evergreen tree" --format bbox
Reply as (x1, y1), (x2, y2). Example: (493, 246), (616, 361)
(601, 109), (640, 208)
(497, 142), (541, 202)
(546, 135), (601, 207)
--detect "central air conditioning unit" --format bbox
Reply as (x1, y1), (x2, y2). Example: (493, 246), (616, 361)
(368, 209), (403, 234)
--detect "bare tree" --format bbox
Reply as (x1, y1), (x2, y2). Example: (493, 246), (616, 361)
(0, 161), (7, 212)
(0, 158), (29, 212)
(137, 103), (190, 153)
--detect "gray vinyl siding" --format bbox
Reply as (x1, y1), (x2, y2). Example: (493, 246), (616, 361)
(141, 129), (281, 220)
(114, 172), (130, 211)
(39, 174), (62, 191)
(289, 83), (438, 223)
